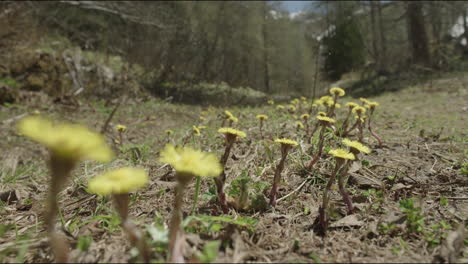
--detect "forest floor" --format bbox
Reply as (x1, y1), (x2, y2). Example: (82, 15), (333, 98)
(0, 72), (467, 263)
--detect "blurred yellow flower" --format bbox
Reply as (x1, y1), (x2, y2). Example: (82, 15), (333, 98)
(330, 87), (345, 97)
(318, 111), (327, 117)
(346, 102), (359, 109)
(335, 103), (341, 108)
(359, 98), (370, 104)
(256, 114), (268, 120)
(193, 126), (201, 136)
(33, 110), (41, 115)
(165, 129), (174, 136)
(277, 105), (285, 110)
(329, 149), (355, 160)
(116, 124), (127, 133)
(227, 116), (238, 123)
(88, 167), (148, 195)
(218, 127), (246, 138)
(343, 138), (370, 154)
(352, 106), (367, 115)
(274, 138), (298, 147)
(300, 96), (307, 101)
(317, 116), (335, 123)
(288, 105), (297, 111)
(224, 110), (234, 118)
(159, 144), (222, 178)
(365, 101), (379, 110)
(268, 100), (275, 105)
(300, 114), (310, 120)
(295, 121), (304, 129)
(17, 116), (113, 162)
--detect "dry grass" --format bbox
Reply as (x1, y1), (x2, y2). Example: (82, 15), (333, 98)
(0, 73), (467, 263)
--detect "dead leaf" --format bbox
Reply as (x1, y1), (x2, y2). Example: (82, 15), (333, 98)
(349, 172), (383, 189)
(348, 161), (362, 173)
(330, 214), (363, 228)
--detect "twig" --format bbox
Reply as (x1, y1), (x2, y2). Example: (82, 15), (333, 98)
(277, 178), (310, 203)
(100, 97), (126, 134)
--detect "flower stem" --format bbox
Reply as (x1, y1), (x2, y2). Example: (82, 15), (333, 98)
(191, 176), (201, 215)
(269, 151), (288, 206)
(319, 160), (343, 232)
(169, 181), (187, 263)
(337, 161), (354, 214)
(307, 125), (326, 169)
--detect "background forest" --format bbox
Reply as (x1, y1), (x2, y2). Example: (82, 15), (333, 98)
(1, 1), (468, 104)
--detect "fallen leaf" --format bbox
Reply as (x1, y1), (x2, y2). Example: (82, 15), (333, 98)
(330, 214), (363, 228)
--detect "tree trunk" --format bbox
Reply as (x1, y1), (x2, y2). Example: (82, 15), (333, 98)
(377, 0), (388, 74)
(262, 2), (271, 93)
(370, 1), (380, 69)
(406, 2), (431, 66)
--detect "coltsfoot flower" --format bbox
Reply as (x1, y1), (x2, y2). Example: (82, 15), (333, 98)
(352, 106), (367, 115)
(330, 87), (345, 97)
(318, 111), (327, 117)
(268, 100), (275, 105)
(193, 126), (201, 136)
(17, 116), (113, 162)
(276, 105), (285, 110)
(165, 129), (174, 136)
(329, 149), (355, 160)
(88, 167), (148, 195)
(274, 138), (298, 147)
(365, 101), (379, 110)
(224, 110), (234, 119)
(227, 116), (238, 123)
(300, 114), (310, 120)
(317, 116), (336, 124)
(342, 138), (370, 154)
(218, 127), (246, 138)
(346, 102), (359, 109)
(359, 98), (370, 104)
(256, 114), (268, 120)
(116, 124), (127, 133)
(159, 144), (222, 178)
(295, 121), (304, 129)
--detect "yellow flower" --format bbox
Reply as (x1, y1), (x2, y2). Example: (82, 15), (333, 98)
(365, 101), (379, 109)
(227, 116), (238, 123)
(359, 98), (370, 104)
(218, 127), (246, 138)
(335, 103), (341, 108)
(352, 106), (367, 115)
(330, 87), (345, 97)
(329, 149), (355, 160)
(300, 96), (307, 101)
(343, 138), (371, 154)
(256, 114), (268, 120)
(224, 110), (234, 119)
(288, 104), (297, 111)
(200, 116), (206, 121)
(165, 129), (174, 136)
(277, 105), (285, 110)
(198, 126), (207, 130)
(346, 102), (359, 109)
(317, 116), (335, 123)
(201, 111), (208, 116)
(319, 95), (333, 105)
(314, 99), (323, 106)
(318, 111), (327, 117)
(268, 100), (275, 105)
(300, 114), (310, 120)
(116, 124), (127, 133)
(292, 115), (298, 119)
(17, 116), (113, 162)
(88, 167), (148, 195)
(324, 100), (334, 107)
(193, 126), (201, 136)
(33, 110), (41, 115)
(159, 144), (222, 178)
(295, 121), (304, 129)
(274, 138), (298, 147)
